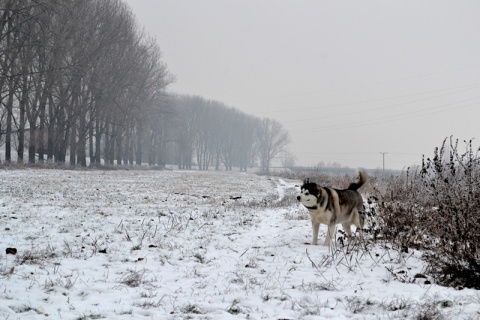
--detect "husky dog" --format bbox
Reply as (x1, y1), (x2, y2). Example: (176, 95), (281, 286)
(297, 171), (367, 246)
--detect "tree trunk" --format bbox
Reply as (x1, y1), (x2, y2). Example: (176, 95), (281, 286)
(56, 109), (69, 164)
(5, 84), (14, 163)
(95, 117), (102, 165)
(108, 128), (115, 165)
(17, 73), (28, 163)
(77, 111), (87, 167)
(135, 125), (142, 165)
(28, 129), (36, 164)
(88, 116), (94, 165)
(69, 122), (77, 166)
(128, 131), (134, 165)
(116, 132), (122, 165)
(38, 92), (47, 163)
(104, 121), (110, 164)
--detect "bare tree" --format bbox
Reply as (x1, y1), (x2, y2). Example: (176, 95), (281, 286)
(1, 0), (173, 166)
(174, 95), (198, 169)
(280, 151), (296, 169)
(255, 118), (291, 172)
(171, 95), (282, 172)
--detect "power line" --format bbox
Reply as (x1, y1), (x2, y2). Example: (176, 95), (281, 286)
(228, 65), (480, 105)
(284, 84), (480, 124)
(290, 96), (480, 134)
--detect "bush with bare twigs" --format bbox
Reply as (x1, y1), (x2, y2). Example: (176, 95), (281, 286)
(376, 137), (480, 289)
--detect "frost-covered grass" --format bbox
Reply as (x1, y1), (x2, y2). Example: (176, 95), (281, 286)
(0, 169), (479, 319)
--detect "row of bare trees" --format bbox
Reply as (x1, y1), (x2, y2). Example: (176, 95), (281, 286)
(1, 0), (172, 166)
(173, 95), (291, 172)
(1, 0), (291, 172)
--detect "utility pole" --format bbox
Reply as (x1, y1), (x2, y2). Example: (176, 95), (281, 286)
(380, 152), (388, 175)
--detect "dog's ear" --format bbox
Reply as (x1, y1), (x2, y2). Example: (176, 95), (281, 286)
(313, 184), (320, 195)
(303, 178), (310, 185)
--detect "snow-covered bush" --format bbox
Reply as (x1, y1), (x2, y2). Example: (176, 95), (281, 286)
(378, 137), (480, 289)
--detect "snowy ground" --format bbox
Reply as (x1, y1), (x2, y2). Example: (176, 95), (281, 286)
(0, 169), (479, 319)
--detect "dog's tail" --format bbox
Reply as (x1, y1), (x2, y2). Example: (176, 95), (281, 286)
(348, 170), (368, 191)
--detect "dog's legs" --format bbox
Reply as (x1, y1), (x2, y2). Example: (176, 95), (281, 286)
(324, 222), (336, 246)
(353, 209), (365, 240)
(358, 210), (365, 239)
(357, 226), (364, 239)
(342, 222), (352, 238)
(311, 220), (320, 245)
(356, 216), (364, 239)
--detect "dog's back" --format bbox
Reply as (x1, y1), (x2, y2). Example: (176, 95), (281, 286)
(336, 188), (364, 212)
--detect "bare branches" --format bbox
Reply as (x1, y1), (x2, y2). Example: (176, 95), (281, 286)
(0, 0), (172, 166)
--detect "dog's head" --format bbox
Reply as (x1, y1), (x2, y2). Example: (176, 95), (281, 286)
(297, 178), (320, 207)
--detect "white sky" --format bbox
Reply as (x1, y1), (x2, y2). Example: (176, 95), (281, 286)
(124, 0), (480, 170)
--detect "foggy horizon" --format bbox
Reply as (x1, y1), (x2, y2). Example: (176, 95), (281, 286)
(125, 0), (480, 170)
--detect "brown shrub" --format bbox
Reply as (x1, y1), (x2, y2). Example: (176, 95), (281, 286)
(376, 137), (480, 289)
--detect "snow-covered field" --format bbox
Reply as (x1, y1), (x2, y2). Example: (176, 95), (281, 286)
(1, 169), (479, 319)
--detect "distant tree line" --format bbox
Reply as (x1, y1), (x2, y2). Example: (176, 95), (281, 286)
(0, 0), (290, 172)
(172, 95), (291, 172)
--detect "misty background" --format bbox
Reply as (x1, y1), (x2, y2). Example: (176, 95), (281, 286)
(1, 0), (480, 171)
(125, 0), (480, 170)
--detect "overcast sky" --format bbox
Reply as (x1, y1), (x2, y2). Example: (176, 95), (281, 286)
(124, 0), (480, 170)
